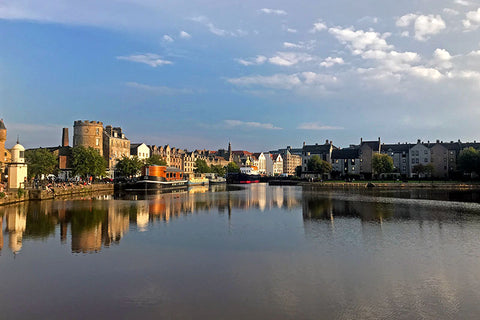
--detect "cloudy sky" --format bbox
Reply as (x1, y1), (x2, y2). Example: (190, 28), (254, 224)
(1, 0), (480, 151)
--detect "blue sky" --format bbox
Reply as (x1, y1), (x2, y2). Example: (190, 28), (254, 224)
(2, 0), (480, 151)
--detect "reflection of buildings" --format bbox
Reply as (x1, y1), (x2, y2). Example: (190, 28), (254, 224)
(5, 205), (27, 253)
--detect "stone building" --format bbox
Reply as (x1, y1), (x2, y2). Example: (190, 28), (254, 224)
(358, 138), (381, 179)
(430, 142), (449, 178)
(103, 125), (130, 170)
(381, 143), (412, 177)
(282, 150), (302, 176)
(73, 120), (104, 156)
(331, 148), (360, 177)
(0, 119), (11, 174)
(301, 140), (335, 172)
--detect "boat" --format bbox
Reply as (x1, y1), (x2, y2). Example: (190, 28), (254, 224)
(226, 166), (261, 184)
(186, 173), (209, 186)
(130, 165), (188, 191)
(204, 173), (226, 184)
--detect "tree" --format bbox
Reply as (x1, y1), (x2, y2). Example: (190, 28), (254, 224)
(458, 147), (480, 175)
(194, 159), (211, 173)
(372, 154), (394, 177)
(412, 164), (426, 177)
(145, 154), (166, 166)
(116, 156), (144, 177)
(72, 146), (107, 179)
(24, 148), (58, 178)
(307, 155), (332, 174)
(210, 164), (226, 176)
(226, 162), (240, 173)
(424, 163), (435, 177)
(295, 165), (302, 177)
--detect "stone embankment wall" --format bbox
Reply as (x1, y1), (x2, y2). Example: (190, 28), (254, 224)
(299, 182), (480, 190)
(0, 184), (114, 206)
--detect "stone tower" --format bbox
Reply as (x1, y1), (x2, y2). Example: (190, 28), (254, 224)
(0, 119), (9, 173)
(73, 120), (104, 156)
(62, 127), (69, 147)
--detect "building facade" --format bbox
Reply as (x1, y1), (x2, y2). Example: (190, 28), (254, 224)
(73, 120), (104, 156)
(103, 126), (130, 170)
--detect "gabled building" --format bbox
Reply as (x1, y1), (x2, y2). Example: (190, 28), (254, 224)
(301, 140), (335, 172)
(282, 150), (302, 176)
(358, 138), (381, 179)
(409, 140), (431, 177)
(266, 153), (283, 176)
(381, 143), (413, 177)
(331, 148), (360, 177)
(103, 125), (130, 171)
(130, 143), (150, 161)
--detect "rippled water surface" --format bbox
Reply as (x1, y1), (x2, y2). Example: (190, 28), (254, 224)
(2, 184), (480, 319)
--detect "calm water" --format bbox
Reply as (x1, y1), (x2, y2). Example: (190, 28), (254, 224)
(2, 184), (480, 319)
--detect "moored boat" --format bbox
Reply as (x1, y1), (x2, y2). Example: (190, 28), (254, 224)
(186, 173), (209, 186)
(130, 165), (188, 191)
(205, 173), (226, 184)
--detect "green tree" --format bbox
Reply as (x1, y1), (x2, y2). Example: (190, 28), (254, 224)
(210, 164), (226, 176)
(116, 156), (144, 177)
(458, 147), (480, 175)
(24, 148), (58, 178)
(372, 153), (394, 177)
(424, 163), (435, 177)
(145, 154), (167, 166)
(412, 163), (426, 177)
(307, 155), (332, 174)
(226, 162), (240, 173)
(295, 165), (302, 177)
(194, 159), (211, 173)
(72, 146), (107, 179)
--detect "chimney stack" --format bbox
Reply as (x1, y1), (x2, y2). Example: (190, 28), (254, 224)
(62, 128), (69, 147)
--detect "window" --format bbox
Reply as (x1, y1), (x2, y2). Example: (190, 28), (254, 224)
(412, 158), (415, 164)
(96, 138), (99, 146)
(96, 128), (99, 135)
(19, 151), (25, 158)
(424, 158), (428, 162)
(424, 150), (428, 154)
(416, 159), (419, 163)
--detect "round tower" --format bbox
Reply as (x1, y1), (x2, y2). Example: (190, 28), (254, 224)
(73, 120), (104, 156)
(0, 119), (6, 166)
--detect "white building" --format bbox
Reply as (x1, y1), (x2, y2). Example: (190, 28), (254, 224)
(266, 153), (283, 176)
(130, 143), (151, 161)
(252, 153), (267, 174)
(7, 141), (28, 190)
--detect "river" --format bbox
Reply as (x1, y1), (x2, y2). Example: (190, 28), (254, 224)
(1, 184), (480, 319)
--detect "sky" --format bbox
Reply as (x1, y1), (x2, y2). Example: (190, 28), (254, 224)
(1, 0), (480, 152)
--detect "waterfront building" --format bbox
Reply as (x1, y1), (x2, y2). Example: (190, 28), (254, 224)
(0, 119), (11, 174)
(73, 120), (104, 156)
(301, 140), (335, 172)
(130, 143), (150, 161)
(7, 140), (28, 190)
(103, 125), (130, 171)
(331, 148), (360, 177)
(408, 140), (432, 177)
(358, 138), (381, 179)
(381, 143), (412, 177)
(252, 152), (267, 174)
(266, 153), (283, 176)
(282, 150), (302, 176)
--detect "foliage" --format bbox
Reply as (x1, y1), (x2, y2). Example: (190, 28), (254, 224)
(116, 156), (144, 177)
(307, 155), (332, 174)
(226, 162), (240, 173)
(24, 148), (58, 178)
(458, 147), (480, 174)
(0, 192), (4, 199)
(412, 164), (426, 175)
(17, 188), (25, 198)
(210, 164), (226, 176)
(145, 154), (166, 166)
(72, 146), (107, 179)
(295, 165), (302, 177)
(372, 154), (394, 176)
(424, 164), (435, 176)
(194, 159), (211, 173)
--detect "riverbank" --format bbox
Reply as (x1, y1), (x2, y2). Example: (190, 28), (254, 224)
(0, 184), (114, 206)
(298, 181), (480, 190)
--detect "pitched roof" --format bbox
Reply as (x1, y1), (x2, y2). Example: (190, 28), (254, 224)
(0, 119), (6, 130)
(332, 148), (360, 159)
(381, 143), (414, 153)
(303, 143), (332, 153)
(361, 140), (380, 150)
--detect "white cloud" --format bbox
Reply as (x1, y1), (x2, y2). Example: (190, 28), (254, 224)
(190, 16), (241, 36)
(463, 8), (480, 30)
(310, 20), (327, 33)
(162, 35), (174, 42)
(283, 42), (303, 49)
(328, 26), (392, 54)
(116, 53), (172, 67)
(224, 120), (282, 130)
(235, 55), (267, 66)
(298, 122), (344, 130)
(443, 8), (459, 15)
(397, 14), (446, 41)
(455, 0), (470, 6)
(227, 72), (337, 91)
(433, 48), (452, 67)
(409, 66), (444, 81)
(259, 8), (287, 16)
(286, 28), (297, 33)
(125, 82), (193, 95)
(179, 31), (191, 39)
(268, 52), (314, 66)
(320, 57), (345, 68)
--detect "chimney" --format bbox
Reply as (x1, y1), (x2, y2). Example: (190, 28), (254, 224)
(436, 139), (440, 143)
(417, 139), (421, 144)
(303, 141), (305, 147)
(62, 128), (69, 147)
(360, 137), (363, 143)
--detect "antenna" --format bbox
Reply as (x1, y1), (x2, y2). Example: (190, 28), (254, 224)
(16, 135), (20, 144)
